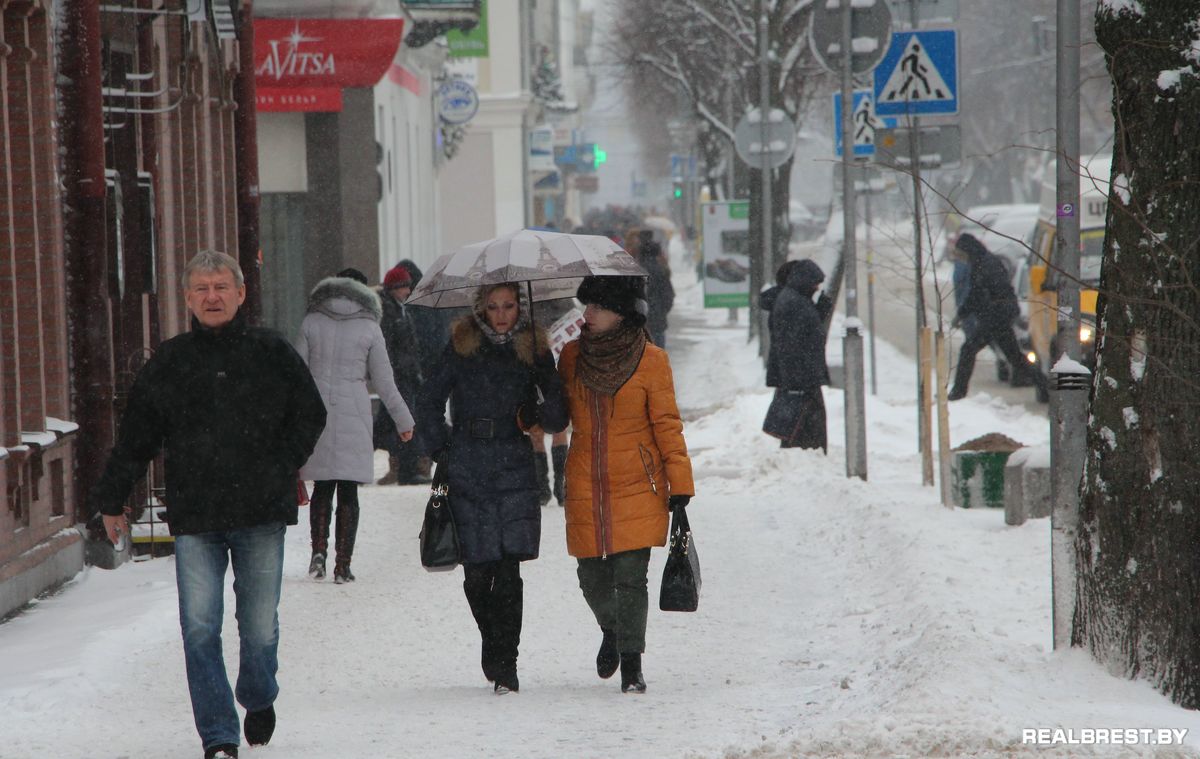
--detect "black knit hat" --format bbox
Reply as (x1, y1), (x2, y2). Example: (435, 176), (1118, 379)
(576, 276), (649, 327)
(337, 267), (369, 285)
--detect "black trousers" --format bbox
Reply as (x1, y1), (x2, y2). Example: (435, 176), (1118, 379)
(309, 480), (359, 568)
(463, 559), (523, 680)
(951, 322), (1048, 396)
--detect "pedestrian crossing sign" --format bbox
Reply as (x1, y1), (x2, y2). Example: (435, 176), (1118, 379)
(833, 90), (897, 158)
(873, 29), (958, 116)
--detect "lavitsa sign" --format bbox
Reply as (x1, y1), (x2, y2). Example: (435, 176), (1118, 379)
(254, 19), (406, 89)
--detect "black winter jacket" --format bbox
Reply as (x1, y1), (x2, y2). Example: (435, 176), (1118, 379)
(639, 244), (675, 335)
(417, 318), (567, 563)
(379, 291), (424, 397)
(766, 267), (831, 390)
(90, 312), (327, 535)
(958, 248), (1019, 329)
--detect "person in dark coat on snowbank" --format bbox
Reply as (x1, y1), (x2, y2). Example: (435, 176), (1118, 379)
(296, 268), (414, 584)
(947, 233), (1048, 401)
(416, 282), (567, 695)
(763, 259), (832, 452)
(92, 250), (327, 759)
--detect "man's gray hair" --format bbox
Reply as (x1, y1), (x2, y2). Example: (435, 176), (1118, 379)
(182, 250), (244, 289)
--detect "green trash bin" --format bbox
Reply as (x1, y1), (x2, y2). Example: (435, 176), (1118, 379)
(951, 434), (1024, 508)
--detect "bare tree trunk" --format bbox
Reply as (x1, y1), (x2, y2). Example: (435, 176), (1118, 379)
(1075, 0), (1200, 708)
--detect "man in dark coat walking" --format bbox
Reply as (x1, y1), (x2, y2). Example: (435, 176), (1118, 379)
(91, 250), (326, 759)
(947, 233), (1048, 401)
(636, 231), (675, 349)
(375, 263), (428, 485)
(763, 259), (833, 451)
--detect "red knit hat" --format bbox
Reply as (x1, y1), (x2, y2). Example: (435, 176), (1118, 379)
(383, 265), (412, 289)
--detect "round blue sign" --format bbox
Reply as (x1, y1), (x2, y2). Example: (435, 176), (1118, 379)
(437, 78), (479, 125)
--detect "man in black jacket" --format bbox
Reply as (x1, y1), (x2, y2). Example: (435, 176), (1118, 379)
(375, 263), (429, 485)
(92, 250), (326, 759)
(948, 233), (1048, 401)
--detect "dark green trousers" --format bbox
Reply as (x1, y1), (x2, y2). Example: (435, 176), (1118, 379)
(576, 548), (651, 654)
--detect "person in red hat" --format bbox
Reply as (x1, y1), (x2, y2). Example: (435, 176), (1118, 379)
(375, 263), (429, 485)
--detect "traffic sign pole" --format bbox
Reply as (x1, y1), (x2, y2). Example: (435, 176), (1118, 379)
(841, 0), (868, 481)
(759, 4), (772, 355)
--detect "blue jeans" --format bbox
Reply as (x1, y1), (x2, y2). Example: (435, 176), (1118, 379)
(175, 522), (285, 750)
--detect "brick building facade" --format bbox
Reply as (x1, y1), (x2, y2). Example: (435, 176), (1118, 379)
(0, 0), (255, 619)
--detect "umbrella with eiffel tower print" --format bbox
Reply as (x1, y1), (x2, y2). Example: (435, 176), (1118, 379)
(406, 228), (647, 309)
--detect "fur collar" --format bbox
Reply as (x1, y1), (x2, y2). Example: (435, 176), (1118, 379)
(308, 277), (382, 322)
(451, 314), (549, 365)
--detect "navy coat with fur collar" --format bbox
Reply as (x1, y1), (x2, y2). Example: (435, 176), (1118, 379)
(416, 316), (567, 563)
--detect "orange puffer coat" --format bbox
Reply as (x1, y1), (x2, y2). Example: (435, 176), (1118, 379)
(558, 339), (695, 558)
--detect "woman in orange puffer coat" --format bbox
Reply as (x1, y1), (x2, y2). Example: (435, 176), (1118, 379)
(557, 275), (695, 694)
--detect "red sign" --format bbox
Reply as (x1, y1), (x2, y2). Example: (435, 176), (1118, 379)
(254, 19), (405, 89)
(256, 88), (343, 112)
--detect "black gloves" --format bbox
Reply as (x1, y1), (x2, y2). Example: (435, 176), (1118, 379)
(518, 403), (542, 429)
(431, 448), (448, 466)
(668, 495), (691, 512)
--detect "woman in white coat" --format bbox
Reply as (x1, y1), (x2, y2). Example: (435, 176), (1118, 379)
(296, 268), (415, 584)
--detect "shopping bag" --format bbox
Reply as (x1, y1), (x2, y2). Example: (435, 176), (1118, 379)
(419, 463), (460, 571)
(659, 504), (700, 612)
(297, 478), (309, 506)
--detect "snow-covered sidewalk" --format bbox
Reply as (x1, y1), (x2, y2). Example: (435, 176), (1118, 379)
(3, 253), (1199, 758)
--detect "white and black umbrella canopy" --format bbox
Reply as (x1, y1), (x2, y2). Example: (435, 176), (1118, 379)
(406, 229), (647, 308)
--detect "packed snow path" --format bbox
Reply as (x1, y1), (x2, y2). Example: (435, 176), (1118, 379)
(3, 242), (1199, 758)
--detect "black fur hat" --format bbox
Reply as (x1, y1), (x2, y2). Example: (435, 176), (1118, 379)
(576, 275), (649, 327)
(954, 232), (988, 258)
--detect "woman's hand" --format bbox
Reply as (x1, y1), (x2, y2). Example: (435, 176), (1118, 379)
(399, 429), (415, 443)
(668, 495), (691, 512)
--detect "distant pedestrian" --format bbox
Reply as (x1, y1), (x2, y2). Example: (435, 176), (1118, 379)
(375, 264), (428, 486)
(635, 230), (675, 348)
(92, 250), (327, 759)
(416, 282), (567, 695)
(528, 296), (576, 506)
(297, 268), (415, 584)
(762, 260), (832, 452)
(558, 275), (695, 694)
(947, 233), (1048, 401)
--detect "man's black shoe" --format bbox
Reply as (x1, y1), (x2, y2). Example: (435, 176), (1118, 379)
(204, 744), (238, 759)
(244, 705), (276, 746)
(947, 388), (967, 401)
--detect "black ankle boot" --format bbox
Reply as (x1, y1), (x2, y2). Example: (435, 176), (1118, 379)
(596, 628), (618, 679)
(244, 705), (276, 746)
(620, 653), (646, 694)
(551, 445), (568, 504)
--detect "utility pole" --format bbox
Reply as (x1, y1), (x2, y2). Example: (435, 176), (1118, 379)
(908, 0), (932, 486)
(759, 4), (773, 348)
(1051, 0), (1085, 651)
(841, 0), (867, 480)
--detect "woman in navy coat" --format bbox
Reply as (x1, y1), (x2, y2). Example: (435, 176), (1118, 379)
(417, 282), (567, 694)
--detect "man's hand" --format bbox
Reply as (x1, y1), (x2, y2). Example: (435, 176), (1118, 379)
(102, 513), (129, 548)
(399, 429), (415, 443)
(431, 448), (448, 466)
(668, 495), (691, 512)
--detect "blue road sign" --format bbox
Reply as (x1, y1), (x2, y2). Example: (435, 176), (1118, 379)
(873, 29), (958, 116)
(833, 90), (897, 158)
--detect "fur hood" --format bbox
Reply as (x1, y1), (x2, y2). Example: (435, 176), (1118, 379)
(307, 277), (382, 322)
(451, 314), (549, 366)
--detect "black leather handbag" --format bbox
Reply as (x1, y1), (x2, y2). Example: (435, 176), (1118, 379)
(659, 504), (700, 612)
(419, 463), (461, 572)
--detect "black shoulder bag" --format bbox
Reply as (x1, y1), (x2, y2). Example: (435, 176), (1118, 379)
(659, 503), (701, 612)
(419, 462), (461, 572)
